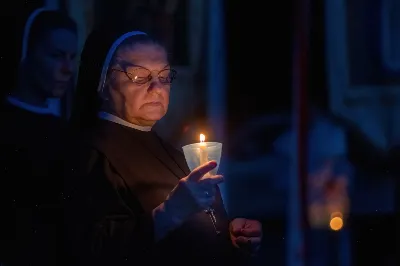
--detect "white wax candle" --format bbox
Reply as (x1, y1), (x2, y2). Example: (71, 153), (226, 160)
(199, 142), (208, 165)
(199, 134), (209, 174)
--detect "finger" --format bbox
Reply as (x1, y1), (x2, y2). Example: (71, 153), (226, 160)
(230, 218), (246, 235)
(231, 225), (243, 236)
(199, 175), (224, 185)
(235, 237), (252, 253)
(236, 236), (262, 246)
(249, 237), (262, 247)
(239, 228), (262, 237)
(235, 236), (262, 255)
(188, 161), (217, 181)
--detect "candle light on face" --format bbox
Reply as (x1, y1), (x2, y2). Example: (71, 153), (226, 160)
(199, 133), (209, 167)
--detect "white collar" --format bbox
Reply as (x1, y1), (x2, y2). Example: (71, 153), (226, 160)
(98, 112), (152, 132)
(7, 96), (61, 117)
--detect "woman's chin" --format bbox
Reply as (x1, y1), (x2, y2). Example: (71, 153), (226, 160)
(139, 112), (165, 124)
(141, 107), (166, 121)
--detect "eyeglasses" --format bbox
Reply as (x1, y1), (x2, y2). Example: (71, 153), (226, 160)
(111, 67), (177, 85)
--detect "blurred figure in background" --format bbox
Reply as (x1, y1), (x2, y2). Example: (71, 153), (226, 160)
(0, 8), (77, 266)
(224, 104), (394, 265)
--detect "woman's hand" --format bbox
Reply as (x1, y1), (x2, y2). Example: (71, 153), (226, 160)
(179, 161), (224, 209)
(230, 218), (263, 256)
(153, 161), (223, 240)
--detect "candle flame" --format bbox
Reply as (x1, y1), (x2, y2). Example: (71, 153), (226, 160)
(200, 134), (205, 143)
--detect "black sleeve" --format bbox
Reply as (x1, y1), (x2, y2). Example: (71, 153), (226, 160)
(64, 148), (155, 266)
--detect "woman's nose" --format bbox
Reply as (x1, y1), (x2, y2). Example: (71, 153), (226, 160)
(147, 75), (164, 92)
(61, 61), (74, 75)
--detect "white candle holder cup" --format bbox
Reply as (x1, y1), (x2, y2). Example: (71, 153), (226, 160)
(182, 142), (223, 175)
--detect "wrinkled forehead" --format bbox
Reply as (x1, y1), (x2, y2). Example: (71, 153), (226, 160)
(115, 43), (169, 70)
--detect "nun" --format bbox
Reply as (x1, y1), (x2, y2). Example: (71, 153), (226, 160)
(64, 24), (263, 266)
(0, 8), (77, 266)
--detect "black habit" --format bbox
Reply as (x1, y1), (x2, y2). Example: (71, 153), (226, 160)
(0, 101), (67, 266)
(64, 119), (243, 265)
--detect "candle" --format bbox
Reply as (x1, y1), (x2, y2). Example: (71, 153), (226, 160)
(199, 133), (209, 166)
(182, 134), (222, 177)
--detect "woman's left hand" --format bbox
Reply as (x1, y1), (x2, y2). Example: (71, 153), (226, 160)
(230, 218), (262, 256)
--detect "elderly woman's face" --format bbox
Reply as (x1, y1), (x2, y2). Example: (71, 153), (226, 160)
(107, 42), (173, 126)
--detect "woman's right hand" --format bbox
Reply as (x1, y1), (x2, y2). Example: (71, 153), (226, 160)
(154, 161), (223, 239)
(178, 160), (224, 208)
